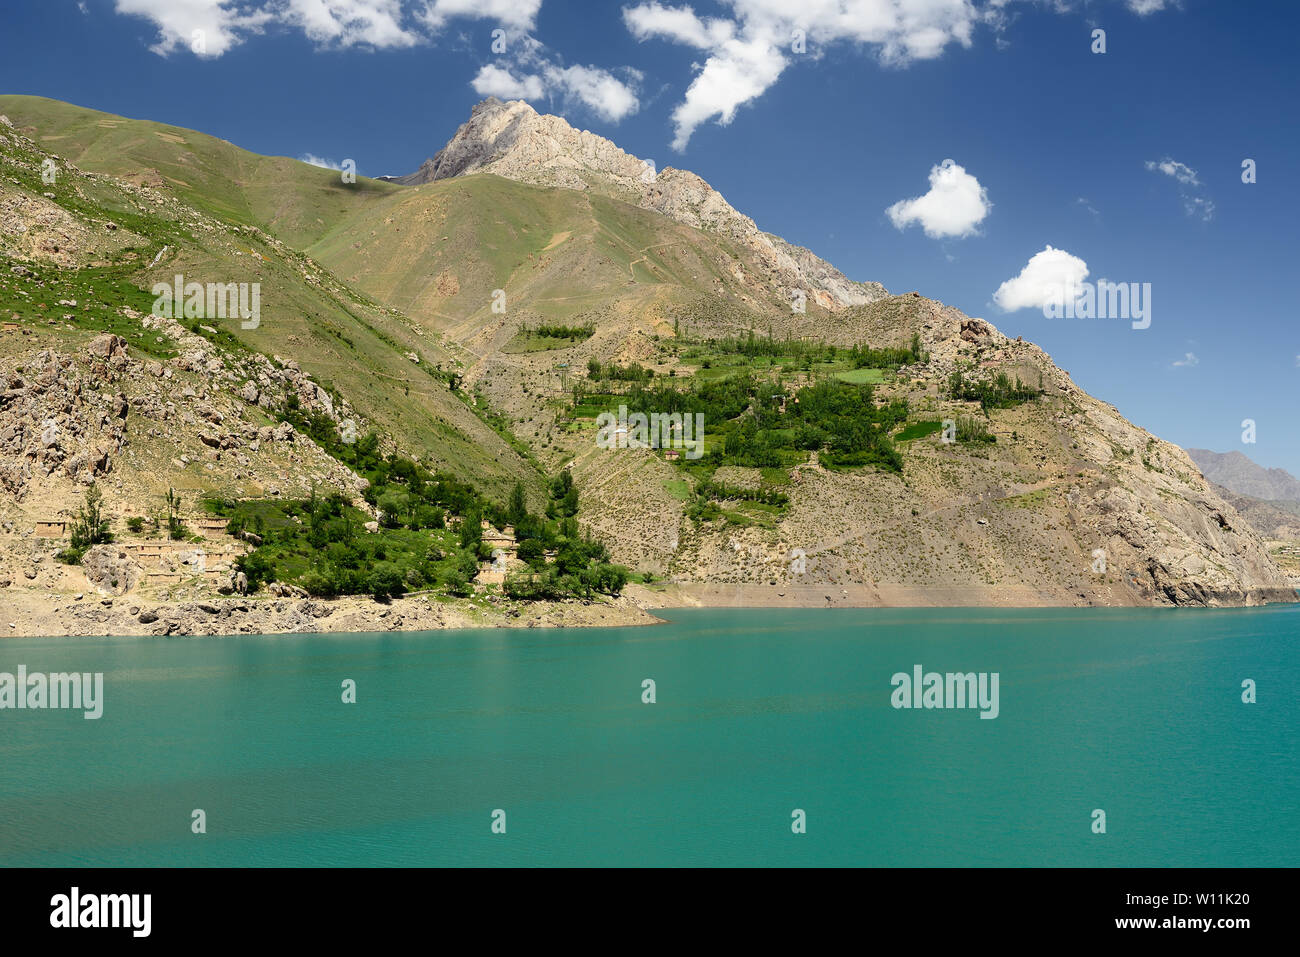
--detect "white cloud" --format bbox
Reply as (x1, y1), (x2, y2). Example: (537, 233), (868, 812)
(1172, 352), (1198, 367)
(625, 1), (981, 150)
(472, 39), (642, 123)
(544, 63), (642, 122)
(472, 64), (547, 100)
(1127, 0), (1173, 14)
(1182, 195), (1215, 222)
(114, 0), (274, 58)
(111, 0), (641, 123)
(281, 0), (419, 49)
(1145, 156), (1214, 221)
(624, 2), (733, 49)
(627, 0), (1181, 150)
(887, 159), (991, 239)
(991, 0), (1176, 19)
(112, 0), (539, 57)
(1145, 157), (1200, 186)
(665, 34), (787, 150)
(993, 245), (1089, 312)
(299, 153), (343, 169)
(1076, 196), (1100, 219)
(419, 0), (542, 31)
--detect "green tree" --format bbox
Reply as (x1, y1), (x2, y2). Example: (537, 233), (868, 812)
(60, 485), (113, 563)
(506, 482), (528, 528)
(164, 487), (188, 540)
(459, 508), (482, 550)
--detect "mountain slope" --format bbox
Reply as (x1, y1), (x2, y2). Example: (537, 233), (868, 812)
(0, 96), (1295, 613)
(0, 106), (539, 499)
(1209, 486), (1300, 539)
(0, 94), (399, 249)
(331, 105), (1294, 607)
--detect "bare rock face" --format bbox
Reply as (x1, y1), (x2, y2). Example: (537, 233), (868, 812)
(401, 97), (649, 190)
(398, 98), (887, 310)
(81, 544), (141, 596)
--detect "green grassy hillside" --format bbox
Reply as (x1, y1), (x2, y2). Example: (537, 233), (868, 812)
(0, 94), (398, 247)
(0, 95), (539, 500)
(0, 95), (820, 347)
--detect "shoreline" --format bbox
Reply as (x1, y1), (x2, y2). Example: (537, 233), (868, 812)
(0, 588), (667, 638)
(1, 579), (1297, 638)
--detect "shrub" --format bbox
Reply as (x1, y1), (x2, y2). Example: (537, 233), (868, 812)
(235, 551), (275, 592)
(955, 416), (996, 444)
(302, 570), (338, 598)
(368, 562), (404, 601)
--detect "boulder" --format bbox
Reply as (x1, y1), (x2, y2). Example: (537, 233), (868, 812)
(86, 333), (127, 361)
(81, 544), (141, 596)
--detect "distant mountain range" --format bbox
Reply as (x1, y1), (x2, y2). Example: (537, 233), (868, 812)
(1187, 449), (1300, 540)
(1187, 449), (1300, 503)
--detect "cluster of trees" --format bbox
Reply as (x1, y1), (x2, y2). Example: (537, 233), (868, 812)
(704, 380), (907, 471)
(684, 474), (792, 524)
(224, 383), (631, 603)
(954, 416), (996, 444)
(580, 372), (909, 473)
(946, 370), (1040, 412)
(232, 489), (473, 601)
(585, 359), (655, 382)
(225, 441), (495, 600)
(502, 472), (627, 600)
(163, 488), (189, 540)
(780, 380), (908, 470)
(59, 485), (195, 564)
(222, 439), (626, 602)
(848, 333), (928, 369)
(706, 378), (907, 471)
(521, 321), (595, 340)
(546, 470), (580, 519)
(674, 329), (928, 370)
(598, 372), (758, 419)
(687, 329), (830, 361)
(694, 478), (789, 508)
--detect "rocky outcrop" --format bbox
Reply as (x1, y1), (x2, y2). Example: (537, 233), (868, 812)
(81, 544), (141, 595)
(0, 327), (365, 503)
(0, 348), (123, 497)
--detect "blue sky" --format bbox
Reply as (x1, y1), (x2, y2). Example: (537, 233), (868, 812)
(2, 0), (1298, 472)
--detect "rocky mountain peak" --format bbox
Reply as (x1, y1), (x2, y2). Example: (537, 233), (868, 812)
(398, 98), (887, 309)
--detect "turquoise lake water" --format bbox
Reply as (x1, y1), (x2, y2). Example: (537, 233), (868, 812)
(0, 606), (1296, 867)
